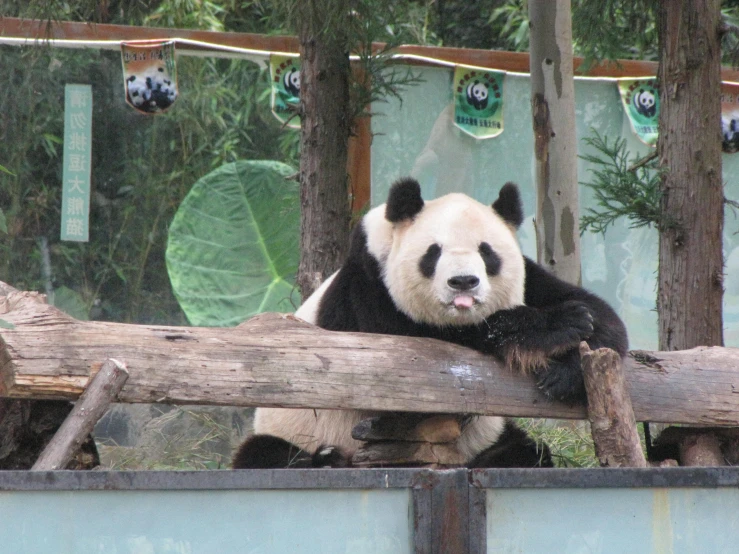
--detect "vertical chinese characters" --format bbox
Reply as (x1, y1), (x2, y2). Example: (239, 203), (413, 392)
(61, 85), (92, 242)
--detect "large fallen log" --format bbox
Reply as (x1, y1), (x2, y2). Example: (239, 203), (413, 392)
(2, 281), (739, 424)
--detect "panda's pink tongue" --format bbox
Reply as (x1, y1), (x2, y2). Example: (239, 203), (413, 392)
(453, 295), (475, 309)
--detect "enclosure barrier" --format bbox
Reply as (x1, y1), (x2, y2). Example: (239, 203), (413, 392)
(2, 467), (739, 553)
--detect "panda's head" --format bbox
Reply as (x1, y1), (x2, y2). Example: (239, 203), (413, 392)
(283, 69), (301, 97)
(633, 89), (655, 116)
(126, 75), (150, 107)
(364, 178), (525, 327)
(466, 81), (489, 110)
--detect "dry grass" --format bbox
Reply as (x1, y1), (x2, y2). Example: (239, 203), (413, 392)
(96, 406), (251, 470)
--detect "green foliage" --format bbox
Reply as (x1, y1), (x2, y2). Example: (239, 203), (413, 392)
(489, 0), (530, 52)
(572, 0), (659, 66)
(520, 419), (650, 468)
(144, 0), (233, 31)
(579, 131), (663, 235)
(0, 44), (298, 325)
(52, 285), (90, 320)
(166, 160), (300, 327)
(519, 419), (598, 468)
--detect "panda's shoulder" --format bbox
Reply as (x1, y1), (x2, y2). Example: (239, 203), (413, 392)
(315, 216), (392, 332)
(522, 256), (592, 305)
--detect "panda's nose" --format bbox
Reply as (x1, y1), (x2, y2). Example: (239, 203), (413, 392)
(448, 275), (480, 291)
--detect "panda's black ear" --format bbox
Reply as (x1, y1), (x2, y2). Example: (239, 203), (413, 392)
(386, 178), (424, 222)
(492, 182), (524, 228)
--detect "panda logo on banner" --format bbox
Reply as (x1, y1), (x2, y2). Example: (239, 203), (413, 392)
(618, 78), (659, 146)
(270, 55), (301, 129)
(121, 40), (178, 115)
(721, 82), (739, 154)
(453, 67), (504, 139)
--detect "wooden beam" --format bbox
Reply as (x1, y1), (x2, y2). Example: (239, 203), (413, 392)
(31, 358), (128, 470)
(3, 281), (739, 425)
(4, 17), (739, 81)
(0, 16), (298, 54)
(581, 343), (647, 468)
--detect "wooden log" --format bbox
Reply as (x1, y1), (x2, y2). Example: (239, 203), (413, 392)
(581, 342), (647, 468)
(0, 285), (99, 470)
(4, 280), (739, 425)
(352, 441), (467, 467)
(32, 358), (129, 470)
(650, 427), (739, 466)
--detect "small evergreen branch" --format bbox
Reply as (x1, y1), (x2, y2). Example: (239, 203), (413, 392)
(349, 28), (424, 122)
(579, 130), (663, 235)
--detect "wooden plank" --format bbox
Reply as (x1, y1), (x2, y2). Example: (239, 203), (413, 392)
(3, 281), (739, 425)
(4, 17), (739, 81)
(0, 16), (299, 54)
(31, 358), (128, 470)
(581, 343), (646, 468)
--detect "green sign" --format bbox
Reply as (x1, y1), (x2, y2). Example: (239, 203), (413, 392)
(61, 84), (93, 242)
(453, 66), (504, 139)
(270, 54), (301, 129)
(618, 78), (659, 147)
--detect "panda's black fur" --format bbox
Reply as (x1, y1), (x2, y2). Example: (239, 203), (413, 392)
(233, 178), (628, 469)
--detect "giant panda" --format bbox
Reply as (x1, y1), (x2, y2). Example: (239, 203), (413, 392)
(632, 88), (656, 118)
(232, 178), (628, 469)
(466, 81), (489, 111)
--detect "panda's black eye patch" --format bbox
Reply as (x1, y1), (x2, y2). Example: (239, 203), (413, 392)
(479, 242), (501, 276)
(419, 244), (442, 278)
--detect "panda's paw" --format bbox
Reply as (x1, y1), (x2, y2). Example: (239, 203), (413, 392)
(545, 300), (594, 348)
(533, 353), (587, 405)
(312, 445), (352, 468)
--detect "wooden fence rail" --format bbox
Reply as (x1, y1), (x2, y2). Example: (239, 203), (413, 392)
(2, 281), (739, 425)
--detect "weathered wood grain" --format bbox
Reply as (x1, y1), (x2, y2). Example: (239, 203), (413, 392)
(581, 343), (647, 468)
(32, 358), (129, 470)
(3, 281), (739, 425)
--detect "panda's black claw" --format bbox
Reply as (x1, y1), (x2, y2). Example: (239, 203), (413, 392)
(547, 300), (595, 344)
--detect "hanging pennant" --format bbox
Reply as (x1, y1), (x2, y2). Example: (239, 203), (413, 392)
(618, 78), (659, 147)
(121, 40), (178, 114)
(452, 66), (504, 139)
(270, 54), (301, 129)
(722, 82), (739, 153)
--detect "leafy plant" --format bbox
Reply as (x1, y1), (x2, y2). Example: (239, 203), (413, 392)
(579, 130), (663, 235)
(166, 160), (300, 327)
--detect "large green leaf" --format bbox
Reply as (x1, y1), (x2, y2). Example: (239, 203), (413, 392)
(166, 160), (300, 326)
(52, 286), (90, 321)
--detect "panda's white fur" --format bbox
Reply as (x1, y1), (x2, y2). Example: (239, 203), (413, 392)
(237, 180), (628, 469)
(381, 193), (524, 327)
(254, 192), (519, 460)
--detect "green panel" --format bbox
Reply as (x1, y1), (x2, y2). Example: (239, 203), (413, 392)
(487, 487), (739, 554)
(371, 67), (739, 350)
(0, 489), (411, 554)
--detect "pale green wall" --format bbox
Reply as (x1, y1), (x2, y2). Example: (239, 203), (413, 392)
(371, 67), (739, 349)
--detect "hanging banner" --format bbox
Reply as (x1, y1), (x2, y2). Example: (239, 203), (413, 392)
(452, 66), (504, 139)
(121, 40), (178, 114)
(270, 54), (301, 129)
(618, 78), (659, 147)
(722, 82), (739, 153)
(61, 85), (92, 242)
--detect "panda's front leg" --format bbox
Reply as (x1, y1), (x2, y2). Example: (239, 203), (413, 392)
(476, 301), (594, 402)
(482, 301), (593, 360)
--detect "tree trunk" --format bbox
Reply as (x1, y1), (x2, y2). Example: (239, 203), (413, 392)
(296, 1), (352, 299)
(656, 1), (724, 350)
(529, 0), (581, 285)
